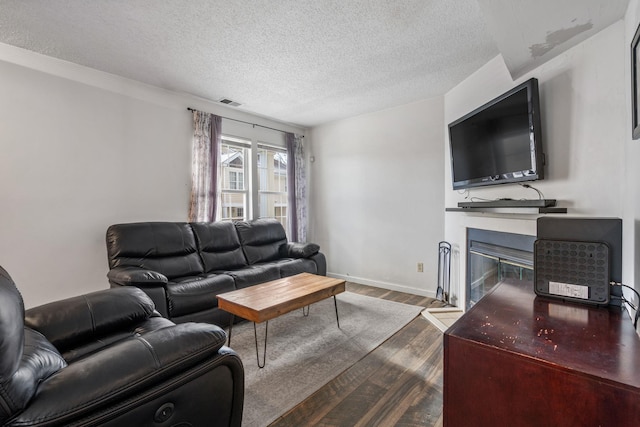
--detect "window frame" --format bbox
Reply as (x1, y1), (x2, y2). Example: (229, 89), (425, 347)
(219, 136), (251, 221)
(257, 143), (288, 227)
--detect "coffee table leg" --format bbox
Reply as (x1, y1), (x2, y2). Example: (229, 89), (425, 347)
(227, 314), (235, 346)
(302, 305), (310, 316)
(253, 321), (269, 368)
(334, 295), (340, 328)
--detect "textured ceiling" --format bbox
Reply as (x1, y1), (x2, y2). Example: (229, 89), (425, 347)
(477, 0), (630, 79)
(0, 1), (628, 127)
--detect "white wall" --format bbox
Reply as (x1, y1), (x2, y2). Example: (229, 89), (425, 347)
(0, 44), (305, 308)
(444, 21), (629, 308)
(309, 98), (444, 297)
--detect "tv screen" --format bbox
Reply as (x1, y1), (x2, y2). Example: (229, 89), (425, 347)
(448, 78), (544, 190)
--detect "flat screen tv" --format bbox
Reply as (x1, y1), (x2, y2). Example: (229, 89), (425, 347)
(448, 78), (544, 190)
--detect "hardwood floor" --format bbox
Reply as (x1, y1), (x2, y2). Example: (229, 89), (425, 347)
(270, 282), (448, 427)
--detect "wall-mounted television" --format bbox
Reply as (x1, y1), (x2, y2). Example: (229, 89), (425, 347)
(448, 78), (544, 190)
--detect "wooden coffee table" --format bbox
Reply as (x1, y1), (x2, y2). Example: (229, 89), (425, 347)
(217, 273), (346, 367)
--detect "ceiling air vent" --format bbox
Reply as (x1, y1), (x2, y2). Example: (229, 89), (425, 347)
(218, 98), (242, 107)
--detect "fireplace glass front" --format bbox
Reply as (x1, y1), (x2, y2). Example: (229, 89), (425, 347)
(467, 229), (535, 309)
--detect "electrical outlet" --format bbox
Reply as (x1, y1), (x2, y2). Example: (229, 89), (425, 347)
(417, 262), (424, 273)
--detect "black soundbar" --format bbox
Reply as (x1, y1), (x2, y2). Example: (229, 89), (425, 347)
(458, 199), (556, 208)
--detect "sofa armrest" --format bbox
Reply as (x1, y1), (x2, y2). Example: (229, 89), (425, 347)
(108, 266), (170, 317)
(284, 242), (320, 258)
(24, 287), (156, 352)
(9, 323), (235, 426)
(107, 266), (168, 287)
(310, 252), (327, 276)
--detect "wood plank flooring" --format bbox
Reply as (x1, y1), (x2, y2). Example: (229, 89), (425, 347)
(269, 282), (448, 427)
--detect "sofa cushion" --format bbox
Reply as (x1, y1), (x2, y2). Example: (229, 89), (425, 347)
(234, 218), (288, 265)
(171, 307), (232, 327)
(222, 264), (281, 289)
(106, 222), (204, 279)
(166, 274), (236, 317)
(191, 221), (248, 272)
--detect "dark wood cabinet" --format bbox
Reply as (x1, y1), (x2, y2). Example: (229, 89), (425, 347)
(443, 279), (640, 427)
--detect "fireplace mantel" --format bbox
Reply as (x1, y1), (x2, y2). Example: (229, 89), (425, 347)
(446, 207), (567, 214)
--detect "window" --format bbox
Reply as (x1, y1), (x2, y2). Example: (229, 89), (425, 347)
(220, 139), (249, 221)
(228, 171), (243, 190)
(218, 136), (288, 229)
(258, 145), (288, 229)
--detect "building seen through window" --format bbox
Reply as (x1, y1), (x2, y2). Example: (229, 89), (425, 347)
(220, 141), (248, 221)
(220, 138), (288, 228)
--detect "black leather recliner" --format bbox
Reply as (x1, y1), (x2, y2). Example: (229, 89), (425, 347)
(0, 266), (244, 427)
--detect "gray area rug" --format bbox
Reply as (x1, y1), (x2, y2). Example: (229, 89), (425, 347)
(227, 291), (424, 427)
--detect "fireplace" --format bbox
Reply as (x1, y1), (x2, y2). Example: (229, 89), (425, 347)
(466, 228), (536, 309)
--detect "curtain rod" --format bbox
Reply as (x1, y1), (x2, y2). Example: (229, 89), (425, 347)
(187, 107), (303, 137)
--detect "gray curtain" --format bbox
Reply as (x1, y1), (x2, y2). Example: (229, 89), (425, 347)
(286, 133), (307, 242)
(188, 111), (222, 222)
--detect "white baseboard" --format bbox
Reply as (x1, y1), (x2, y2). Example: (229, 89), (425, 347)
(328, 272), (438, 299)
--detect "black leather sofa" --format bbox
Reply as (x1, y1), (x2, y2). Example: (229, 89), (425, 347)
(106, 218), (326, 325)
(0, 266), (244, 427)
